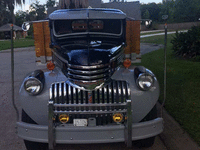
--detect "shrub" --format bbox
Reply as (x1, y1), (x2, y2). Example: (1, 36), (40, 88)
(25, 35), (34, 39)
(171, 26), (200, 59)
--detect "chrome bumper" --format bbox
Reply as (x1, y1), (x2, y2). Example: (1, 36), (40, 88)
(17, 118), (163, 147)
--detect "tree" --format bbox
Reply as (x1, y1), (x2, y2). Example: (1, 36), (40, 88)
(141, 3), (160, 22)
(174, 0), (200, 22)
(46, 0), (56, 8)
(143, 9), (150, 19)
(0, 0), (25, 25)
(15, 10), (28, 26)
(158, 1), (175, 23)
(30, 1), (46, 20)
(59, 0), (88, 9)
(0, 1), (11, 26)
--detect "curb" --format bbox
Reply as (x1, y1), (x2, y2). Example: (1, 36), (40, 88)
(0, 47), (35, 53)
(157, 103), (200, 150)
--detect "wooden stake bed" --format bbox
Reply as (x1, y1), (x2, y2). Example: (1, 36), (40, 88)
(33, 21), (52, 64)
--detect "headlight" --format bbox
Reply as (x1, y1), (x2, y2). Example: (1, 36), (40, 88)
(136, 73), (154, 91)
(24, 70), (45, 95)
(24, 78), (43, 95)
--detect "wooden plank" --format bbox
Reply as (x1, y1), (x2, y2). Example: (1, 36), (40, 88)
(125, 20), (140, 54)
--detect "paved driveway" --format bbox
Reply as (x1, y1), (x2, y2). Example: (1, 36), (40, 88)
(0, 45), (167, 150)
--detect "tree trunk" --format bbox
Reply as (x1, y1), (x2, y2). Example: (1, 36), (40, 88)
(59, 0), (89, 9)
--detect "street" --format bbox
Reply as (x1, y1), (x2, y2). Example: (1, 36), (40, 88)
(0, 46), (167, 150)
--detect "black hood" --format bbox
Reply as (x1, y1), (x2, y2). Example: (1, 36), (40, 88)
(55, 44), (124, 66)
(52, 43), (125, 91)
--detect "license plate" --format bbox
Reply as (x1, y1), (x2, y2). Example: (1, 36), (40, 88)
(73, 119), (88, 127)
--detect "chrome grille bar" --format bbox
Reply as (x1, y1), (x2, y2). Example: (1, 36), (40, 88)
(49, 80), (130, 120)
(50, 80), (130, 107)
(54, 103), (127, 107)
(54, 110), (127, 115)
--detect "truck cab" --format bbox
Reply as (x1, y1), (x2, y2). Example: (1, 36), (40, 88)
(17, 8), (163, 150)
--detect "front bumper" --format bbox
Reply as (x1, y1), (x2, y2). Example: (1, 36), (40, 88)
(17, 117), (163, 144)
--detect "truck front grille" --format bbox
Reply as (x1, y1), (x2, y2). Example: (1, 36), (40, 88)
(49, 80), (130, 125)
(68, 64), (110, 81)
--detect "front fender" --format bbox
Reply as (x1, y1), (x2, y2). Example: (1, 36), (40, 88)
(111, 67), (160, 122)
(19, 67), (67, 125)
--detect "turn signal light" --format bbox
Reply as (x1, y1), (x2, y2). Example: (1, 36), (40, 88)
(123, 59), (131, 68)
(113, 113), (123, 123)
(47, 61), (55, 71)
(59, 114), (69, 124)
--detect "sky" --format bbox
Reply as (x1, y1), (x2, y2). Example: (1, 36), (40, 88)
(15, 0), (163, 13)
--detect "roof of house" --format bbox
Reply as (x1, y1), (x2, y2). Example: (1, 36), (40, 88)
(0, 24), (22, 32)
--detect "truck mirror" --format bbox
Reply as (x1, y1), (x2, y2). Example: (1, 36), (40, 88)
(145, 20), (152, 29)
(22, 22), (30, 31)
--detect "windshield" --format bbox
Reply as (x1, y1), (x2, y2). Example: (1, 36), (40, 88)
(53, 19), (122, 37)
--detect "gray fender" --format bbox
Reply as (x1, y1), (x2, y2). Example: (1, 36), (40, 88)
(19, 67), (67, 125)
(111, 67), (160, 123)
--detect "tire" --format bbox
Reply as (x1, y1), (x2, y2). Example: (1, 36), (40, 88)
(133, 137), (156, 148)
(133, 104), (158, 148)
(22, 109), (48, 150)
(24, 140), (48, 150)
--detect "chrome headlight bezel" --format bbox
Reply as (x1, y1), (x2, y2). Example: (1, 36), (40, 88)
(136, 73), (154, 91)
(24, 77), (43, 95)
(23, 70), (45, 96)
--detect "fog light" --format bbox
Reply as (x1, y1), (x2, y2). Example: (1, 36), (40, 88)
(113, 113), (123, 123)
(59, 114), (69, 124)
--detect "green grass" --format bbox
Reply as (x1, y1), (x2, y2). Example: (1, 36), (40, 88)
(140, 34), (200, 145)
(0, 39), (34, 51)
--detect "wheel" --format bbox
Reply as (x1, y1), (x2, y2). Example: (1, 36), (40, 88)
(22, 109), (48, 150)
(133, 104), (157, 148)
(133, 136), (156, 148)
(24, 140), (48, 150)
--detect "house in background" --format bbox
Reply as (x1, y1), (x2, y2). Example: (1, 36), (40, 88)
(0, 23), (26, 39)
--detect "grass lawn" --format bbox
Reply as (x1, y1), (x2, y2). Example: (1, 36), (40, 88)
(140, 34), (200, 145)
(0, 38), (34, 51)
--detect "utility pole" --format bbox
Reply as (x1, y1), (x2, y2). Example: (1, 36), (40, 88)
(10, 3), (19, 122)
(161, 15), (168, 117)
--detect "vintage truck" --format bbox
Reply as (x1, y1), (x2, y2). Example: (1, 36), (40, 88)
(17, 8), (163, 150)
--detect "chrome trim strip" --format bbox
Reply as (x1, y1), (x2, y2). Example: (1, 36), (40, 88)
(54, 103), (127, 107)
(68, 63), (109, 69)
(63, 82), (67, 101)
(68, 73), (108, 80)
(54, 110), (127, 115)
(68, 68), (109, 75)
(48, 100), (55, 150)
(59, 83), (62, 103)
(68, 84), (71, 104)
(50, 85), (53, 100)
(54, 83), (57, 103)
(122, 81), (126, 101)
(126, 100), (132, 147)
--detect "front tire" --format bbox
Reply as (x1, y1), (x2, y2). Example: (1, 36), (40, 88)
(24, 140), (48, 150)
(133, 104), (158, 148)
(133, 137), (156, 148)
(22, 109), (48, 150)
